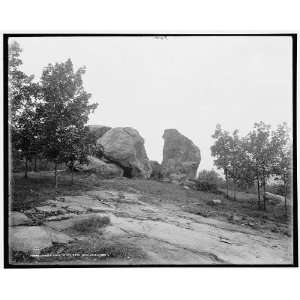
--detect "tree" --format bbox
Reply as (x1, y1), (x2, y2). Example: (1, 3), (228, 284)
(40, 59), (98, 187)
(234, 136), (256, 191)
(12, 92), (42, 178)
(226, 130), (243, 200)
(272, 123), (292, 214)
(61, 126), (90, 185)
(211, 126), (244, 200)
(8, 41), (42, 178)
(211, 125), (231, 199)
(244, 122), (279, 210)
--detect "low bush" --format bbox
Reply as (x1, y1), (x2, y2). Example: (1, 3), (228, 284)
(195, 169), (224, 193)
(71, 216), (111, 233)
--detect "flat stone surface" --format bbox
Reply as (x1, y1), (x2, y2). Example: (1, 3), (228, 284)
(58, 195), (116, 211)
(44, 227), (74, 244)
(10, 226), (73, 254)
(120, 192), (144, 204)
(10, 212), (32, 226)
(35, 206), (66, 215)
(46, 200), (68, 207)
(10, 226), (53, 254)
(87, 190), (120, 200)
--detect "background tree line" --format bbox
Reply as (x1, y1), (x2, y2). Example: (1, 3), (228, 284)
(210, 122), (292, 212)
(9, 41), (99, 187)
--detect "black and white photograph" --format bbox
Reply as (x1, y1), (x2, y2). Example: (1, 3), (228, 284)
(3, 34), (297, 267)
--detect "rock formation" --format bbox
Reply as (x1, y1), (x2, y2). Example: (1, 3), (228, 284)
(97, 127), (152, 178)
(161, 129), (201, 181)
(149, 160), (162, 180)
(73, 156), (124, 178)
(87, 125), (112, 139)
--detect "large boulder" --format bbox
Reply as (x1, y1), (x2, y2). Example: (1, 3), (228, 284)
(87, 125), (112, 140)
(73, 156), (124, 178)
(161, 129), (201, 181)
(97, 127), (152, 178)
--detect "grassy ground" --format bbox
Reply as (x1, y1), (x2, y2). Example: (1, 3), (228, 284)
(11, 171), (292, 235)
(10, 171), (102, 211)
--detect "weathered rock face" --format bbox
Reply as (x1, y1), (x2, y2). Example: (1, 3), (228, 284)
(10, 212), (32, 226)
(87, 125), (112, 140)
(97, 127), (152, 178)
(10, 226), (73, 254)
(73, 156), (124, 178)
(161, 129), (201, 181)
(149, 160), (162, 180)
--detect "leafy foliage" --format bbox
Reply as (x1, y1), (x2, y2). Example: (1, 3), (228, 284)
(39, 59), (98, 185)
(211, 122), (292, 211)
(196, 169), (224, 192)
(9, 41), (43, 177)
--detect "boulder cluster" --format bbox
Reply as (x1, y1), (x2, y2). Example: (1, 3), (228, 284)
(75, 126), (201, 183)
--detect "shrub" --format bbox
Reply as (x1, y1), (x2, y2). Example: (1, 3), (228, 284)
(195, 169), (224, 192)
(267, 183), (288, 197)
(71, 215), (110, 233)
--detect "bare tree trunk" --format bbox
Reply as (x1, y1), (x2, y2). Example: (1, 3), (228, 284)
(71, 162), (74, 185)
(284, 179), (287, 216)
(263, 177), (266, 211)
(225, 169), (229, 200)
(54, 162), (58, 188)
(233, 179), (236, 201)
(24, 157), (28, 179)
(257, 178), (260, 209)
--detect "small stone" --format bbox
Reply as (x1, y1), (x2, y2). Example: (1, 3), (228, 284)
(207, 199), (222, 206)
(87, 190), (120, 200)
(212, 199), (222, 204)
(65, 205), (87, 213)
(271, 227), (279, 233)
(88, 207), (109, 213)
(230, 215), (242, 222)
(10, 212), (32, 226)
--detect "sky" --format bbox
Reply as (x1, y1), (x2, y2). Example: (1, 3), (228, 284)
(12, 36), (293, 171)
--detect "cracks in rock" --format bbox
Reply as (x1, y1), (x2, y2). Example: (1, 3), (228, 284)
(116, 229), (228, 264)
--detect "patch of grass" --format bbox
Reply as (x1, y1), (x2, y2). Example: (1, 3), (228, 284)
(70, 216), (111, 233)
(10, 250), (36, 264)
(11, 172), (100, 211)
(99, 243), (147, 260)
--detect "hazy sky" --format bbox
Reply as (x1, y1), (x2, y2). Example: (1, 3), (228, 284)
(13, 36), (293, 171)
